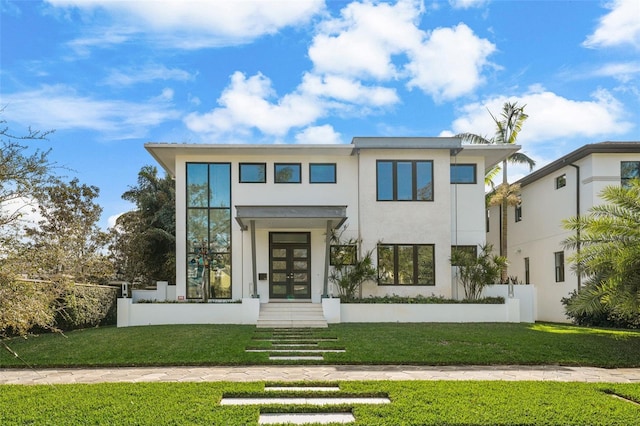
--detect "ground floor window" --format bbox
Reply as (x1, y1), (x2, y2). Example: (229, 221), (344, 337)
(377, 244), (435, 285)
(554, 251), (565, 283)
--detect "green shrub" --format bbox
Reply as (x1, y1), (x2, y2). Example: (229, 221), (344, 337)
(562, 290), (640, 329)
(340, 294), (504, 304)
(56, 284), (118, 330)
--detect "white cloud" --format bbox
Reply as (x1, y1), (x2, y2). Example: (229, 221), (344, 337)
(294, 125), (344, 144)
(449, 86), (634, 143)
(448, 0), (489, 9)
(584, 0), (640, 50)
(592, 61), (640, 83)
(300, 73), (399, 106)
(102, 64), (194, 87)
(1, 84), (181, 139)
(406, 23), (496, 101)
(47, 0), (325, 49)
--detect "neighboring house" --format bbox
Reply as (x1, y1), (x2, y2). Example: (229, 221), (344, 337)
(487, 141), (640, 323)
(118, 137), (524, 327)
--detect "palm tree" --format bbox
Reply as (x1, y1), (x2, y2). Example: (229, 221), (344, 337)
(458, 102), (536, 281)
(562, 180), (640, 318)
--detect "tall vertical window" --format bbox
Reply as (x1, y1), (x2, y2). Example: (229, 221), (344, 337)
(376, 160), (433, 201)
(554, 251), (565, 283)
(524, 257), (530, 284)
(186, 163), (231, 299)
(515, 203), (522, 222)
(377, 244), (435, 285)
(450, 164), (477, 184)
(275, 163), (301, 183)
(555, 174), (566, 189)
(621, 161), (640, 187)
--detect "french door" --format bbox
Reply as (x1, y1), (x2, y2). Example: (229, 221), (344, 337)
(269, 232), (311, 299)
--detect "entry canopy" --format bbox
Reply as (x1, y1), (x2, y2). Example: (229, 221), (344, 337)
(235, 205), (347, 230)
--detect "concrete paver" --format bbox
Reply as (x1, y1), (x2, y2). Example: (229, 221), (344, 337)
(2, 365), (640, 385)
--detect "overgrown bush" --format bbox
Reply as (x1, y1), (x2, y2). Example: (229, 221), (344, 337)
(561, 290), (640, 329)
(56, 284), (118, 330)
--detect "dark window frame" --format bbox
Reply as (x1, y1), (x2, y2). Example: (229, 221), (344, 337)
(239, 162), (267, 183)
(376, 160), (434, 201)
(450, 245), (478, 266)
(450, 163), (477, 184)
(377, 243), (435, 286)
(621, 161), (640, 188)
(274, 163), (302, 184)
(554, 251), (565, 283)
(524, 257), (530, 284)
(515, 203), (522, 223)
(329, 244), (357, 266)
(309, 163), (337, 184)
(555, 174), (567, 189)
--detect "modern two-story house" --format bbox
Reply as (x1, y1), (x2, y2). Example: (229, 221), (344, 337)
(118, 137), (523, 327)
(487, 141), (640, 322)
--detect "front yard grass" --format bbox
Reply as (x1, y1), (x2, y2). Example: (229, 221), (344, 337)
(1, 381), (639, 425)
(1, 322), (639, 368)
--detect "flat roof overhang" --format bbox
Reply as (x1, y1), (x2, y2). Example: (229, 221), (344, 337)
(455, 144), (522, 173)
(235, 205), (347, 230)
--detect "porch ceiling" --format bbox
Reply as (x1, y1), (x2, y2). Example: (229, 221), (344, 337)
(235, 205), (347, 230)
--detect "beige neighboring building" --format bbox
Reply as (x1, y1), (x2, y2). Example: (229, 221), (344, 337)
(487, 142), (640, 323)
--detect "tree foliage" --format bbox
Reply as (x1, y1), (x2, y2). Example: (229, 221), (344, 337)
(450, 244), (507, 300)
(563, 180), (640, 320)
(110, 166), (175, 285)
(328, 230), (377, 300)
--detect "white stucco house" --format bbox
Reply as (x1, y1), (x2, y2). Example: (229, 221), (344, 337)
(487, 141), (640, 323)
(118, 137), (530, 327)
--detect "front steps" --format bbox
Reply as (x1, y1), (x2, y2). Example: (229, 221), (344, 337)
(256, 302), (328, 328)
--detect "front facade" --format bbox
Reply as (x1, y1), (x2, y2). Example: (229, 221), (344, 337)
(487, 142), (640, 322)
(146, 137), (518, 307)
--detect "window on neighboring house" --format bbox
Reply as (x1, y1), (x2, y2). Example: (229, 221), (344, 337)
(310, 163), (336, 183)
(486, 209), (490, 233)
(554, 251), (565, 282)
(330, 244), (356, 266)
(621, 161), (640, 188)
(377, 244), (435, 285)
(377, 160), (433, 201)
(515, 203), (522, 222)
(450, 245), (478, 266)
(186, 163), (232, 300)
(274, 163), (301, 183)
(239, 163), (266, 183)
(555, 174), (566, 189)
(524, 257), (530, 284)
(450, 164), (477, 184)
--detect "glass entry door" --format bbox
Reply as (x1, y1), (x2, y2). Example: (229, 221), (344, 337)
(269, 232), (311, 299)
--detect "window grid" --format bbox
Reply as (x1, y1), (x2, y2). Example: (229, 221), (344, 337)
(377, 243), (435, 286)
(376, 160), (434, 201)
(554, 251), (565, 283)
(621, 161), (640, 188)
(515, 204), (522, 222)
(555, 174), (566, 189)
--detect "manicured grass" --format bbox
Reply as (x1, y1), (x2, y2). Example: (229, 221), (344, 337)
(2, 322), (640, 368)
(1, 381), (639, 425)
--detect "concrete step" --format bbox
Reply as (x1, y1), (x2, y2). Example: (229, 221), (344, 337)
(257, 303), (328, 328)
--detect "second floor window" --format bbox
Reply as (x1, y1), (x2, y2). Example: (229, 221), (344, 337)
(275, 163), (301, 183)
(621, 161), (640, 187)
(515, 203), (522, 222)
(239, 163), (266, 183)
(554, 251), (565, 282)
(555, 174), (566, 189)
(450, 164), (477, 184)
(377, 160), (433, 201)
(310, 163), (336, 183)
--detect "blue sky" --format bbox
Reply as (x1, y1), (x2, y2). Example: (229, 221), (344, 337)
(1, 0), (639, 229)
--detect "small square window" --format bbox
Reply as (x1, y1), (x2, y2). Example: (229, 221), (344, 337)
(310, 163), (336, 183)
(274, 163), (301, 183)
(555, 174), (566, 189)
(239, 163), (266, 183)
(450, 164), (477, 184)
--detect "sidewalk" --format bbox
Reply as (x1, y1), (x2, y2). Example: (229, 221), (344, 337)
(2, 365), (640, 385)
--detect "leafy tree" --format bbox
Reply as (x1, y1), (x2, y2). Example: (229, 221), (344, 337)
(24, 178), (112, 284)
(458, 102), (535, 280)
(450, 244), (507, 300)
(328, 230), (377, 300)
(563, 180), (640, 319)
(111, 166), (175, 285)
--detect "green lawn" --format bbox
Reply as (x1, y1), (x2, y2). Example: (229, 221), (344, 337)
(2, 322), (639, 368)
(1, 381), (639, 425)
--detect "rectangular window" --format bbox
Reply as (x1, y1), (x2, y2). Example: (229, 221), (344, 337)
(450, 164), (477, 184)
(239, 163), (266, 183)
(186, 163), (232, 300)
(330, 244), (357, 266)
(451, 245), (478, 266)
(554, 251), (565, 282)
(486, 209), (490, 233)
(275, 163), (301, 183)
(309, 163), (336, 183)
(376, 160), (434, 201)
(515, 203), (522, 222)
(621, 161), (640, 188)
(377, 244), (435, 285)
(524, 257), (530, 284)
(555, 174), (566, 189)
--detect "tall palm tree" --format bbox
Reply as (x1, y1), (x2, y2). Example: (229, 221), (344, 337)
(562, 180), (640, 318)
(457, 102), (536, 281)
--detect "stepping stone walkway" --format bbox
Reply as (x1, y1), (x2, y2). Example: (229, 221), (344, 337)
(247, 328), (344, 362)
(219, 383), (390, 425)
